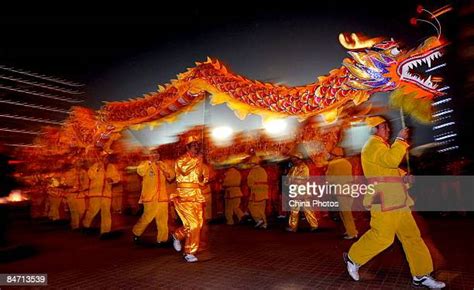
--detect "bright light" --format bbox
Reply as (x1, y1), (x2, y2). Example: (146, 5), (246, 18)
(7, 190), (26, 202)
(263, 119), (287, 135)
(433, 122), (455, 130)
(432, 109), (453, 117)
(432, 98), (451, 106)
(212, 126), (234, 141)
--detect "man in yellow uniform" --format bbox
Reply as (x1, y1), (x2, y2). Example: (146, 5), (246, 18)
(326, 147), (358, 239)
(111, 171), (124, 214)
(47, 172), (63, 221)
(344, 116), (445, 289)
(63, 161), (89, 230)
(286, 150), (319, 232)
(247, 155), (269, 229)
(171, 136), (206, 263)
(132, 151), (174, 244)
(200, 163), (213, 221)
(223, 166), (245, 225)
(83, 154), (121, 236)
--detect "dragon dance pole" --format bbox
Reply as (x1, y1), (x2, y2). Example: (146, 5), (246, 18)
(399, 107), (411, 174)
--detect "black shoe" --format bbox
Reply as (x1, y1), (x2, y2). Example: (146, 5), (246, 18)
(155, 241), (171, 248)
(81, 227), (97, 235)
(133, 235), (141, 244)
(100, 232), (112, 240)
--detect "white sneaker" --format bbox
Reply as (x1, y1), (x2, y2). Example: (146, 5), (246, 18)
(343, 234), (358, 240)
(412, 275), (446, 289)
(343, 252), (360, 281)
(255, 219), (264, 228)
(184, 254), (198, 263)
(172, 234), (182, 252)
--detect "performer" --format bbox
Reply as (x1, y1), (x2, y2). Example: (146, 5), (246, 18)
(83, 154), (121, 236)
(286, 150), (318, 232)
(326, 147), (358, 239)
(46, 172), (63, 221)
(63, 160), (89, 230)
(132, 151), (174, 244)
(246, 155), (269, 229)
(200, 163), (213, 221)
(222, 166), (245, 225)
(111, 171), (124, 214)
(171, 136), (206, 263)
(344, 116), (445, 289)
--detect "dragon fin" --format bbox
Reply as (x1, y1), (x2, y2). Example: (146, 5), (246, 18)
(389, 89), (432, 123)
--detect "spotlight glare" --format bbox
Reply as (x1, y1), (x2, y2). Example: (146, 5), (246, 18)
(212, 126), (234, 141)
(263, 119), (288, 135)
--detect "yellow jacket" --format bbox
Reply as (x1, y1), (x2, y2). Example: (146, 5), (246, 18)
(361, 135), (412, 210)
(63, 168), (89, 198)
(247, 165), (268, 201)
(200, 163), (212, 196)
(47, 174), (62, 197)
(172, 152), (205, 202)
(288, 162), (309, 179)
(223, 167), (242, 199)
(137, 160), (174, 203)
(88, 162), (121, 198)
(326, 158), (353, 185)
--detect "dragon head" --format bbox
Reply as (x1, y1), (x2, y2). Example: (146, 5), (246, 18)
(340, 33), (446, 122)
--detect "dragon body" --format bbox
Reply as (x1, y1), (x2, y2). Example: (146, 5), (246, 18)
(40, 33), (446, 154)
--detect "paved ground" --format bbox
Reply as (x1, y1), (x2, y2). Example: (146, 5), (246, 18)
(1, 211), (473, 289)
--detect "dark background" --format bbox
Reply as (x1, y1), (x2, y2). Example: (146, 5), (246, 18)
(0, 0), (470, 154)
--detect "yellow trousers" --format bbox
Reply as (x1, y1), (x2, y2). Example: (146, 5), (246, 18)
(66, 195), (86, 229)
(173, 200), (203, 255)
(337, 196), (358, 237)
(83, 197), (112, 234)
(348, 208), (433, 276)
(225, 198), (244, 225)
(48, 196), (61, 221)
(288, 209), (318, 231)
(203, 194), (212, 220)
(248, 200), (267, 225)
(112, 194), (123, 213)
(132, 201), (169, 242)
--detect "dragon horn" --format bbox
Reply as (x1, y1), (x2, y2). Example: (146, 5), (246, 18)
(339, 33), (383, 50)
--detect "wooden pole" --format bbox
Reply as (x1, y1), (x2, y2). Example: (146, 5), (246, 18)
(400, 107), (411, 174)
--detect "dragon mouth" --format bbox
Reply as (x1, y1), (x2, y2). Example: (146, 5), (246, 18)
(397, 47), (444, 93)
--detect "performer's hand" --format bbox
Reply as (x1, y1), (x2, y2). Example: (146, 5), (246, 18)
(397, 127), (410, 140)
(403, 175), (414, 184)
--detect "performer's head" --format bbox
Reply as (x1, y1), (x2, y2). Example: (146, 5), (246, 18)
(248, 154), (261, 166)
(185, 136), (201, 157)
(150, 152), (160, 161)
(105, 153), (117, 164)
(147, 149), (160, 161)
(289, 149), (304, 165)
(366, 116), (390, 141)
(330, 146), (345, 159)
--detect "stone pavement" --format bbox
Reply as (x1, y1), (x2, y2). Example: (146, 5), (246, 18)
(1, 213), (473, 289)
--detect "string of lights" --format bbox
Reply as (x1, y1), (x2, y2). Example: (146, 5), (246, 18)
(0, 114), (63, 125)
(0, 84), (83, 103)
(0, 65), (84, 87)
(0, 99), (70, 114)
(0, 128), (41, 135)
(0, 75), (84, 95)
(3, 143), (43, 148)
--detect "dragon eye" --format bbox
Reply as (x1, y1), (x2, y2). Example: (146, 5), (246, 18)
(391, 48), (400, 55)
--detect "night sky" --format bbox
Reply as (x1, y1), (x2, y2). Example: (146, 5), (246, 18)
(1, 1), (454, 148)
